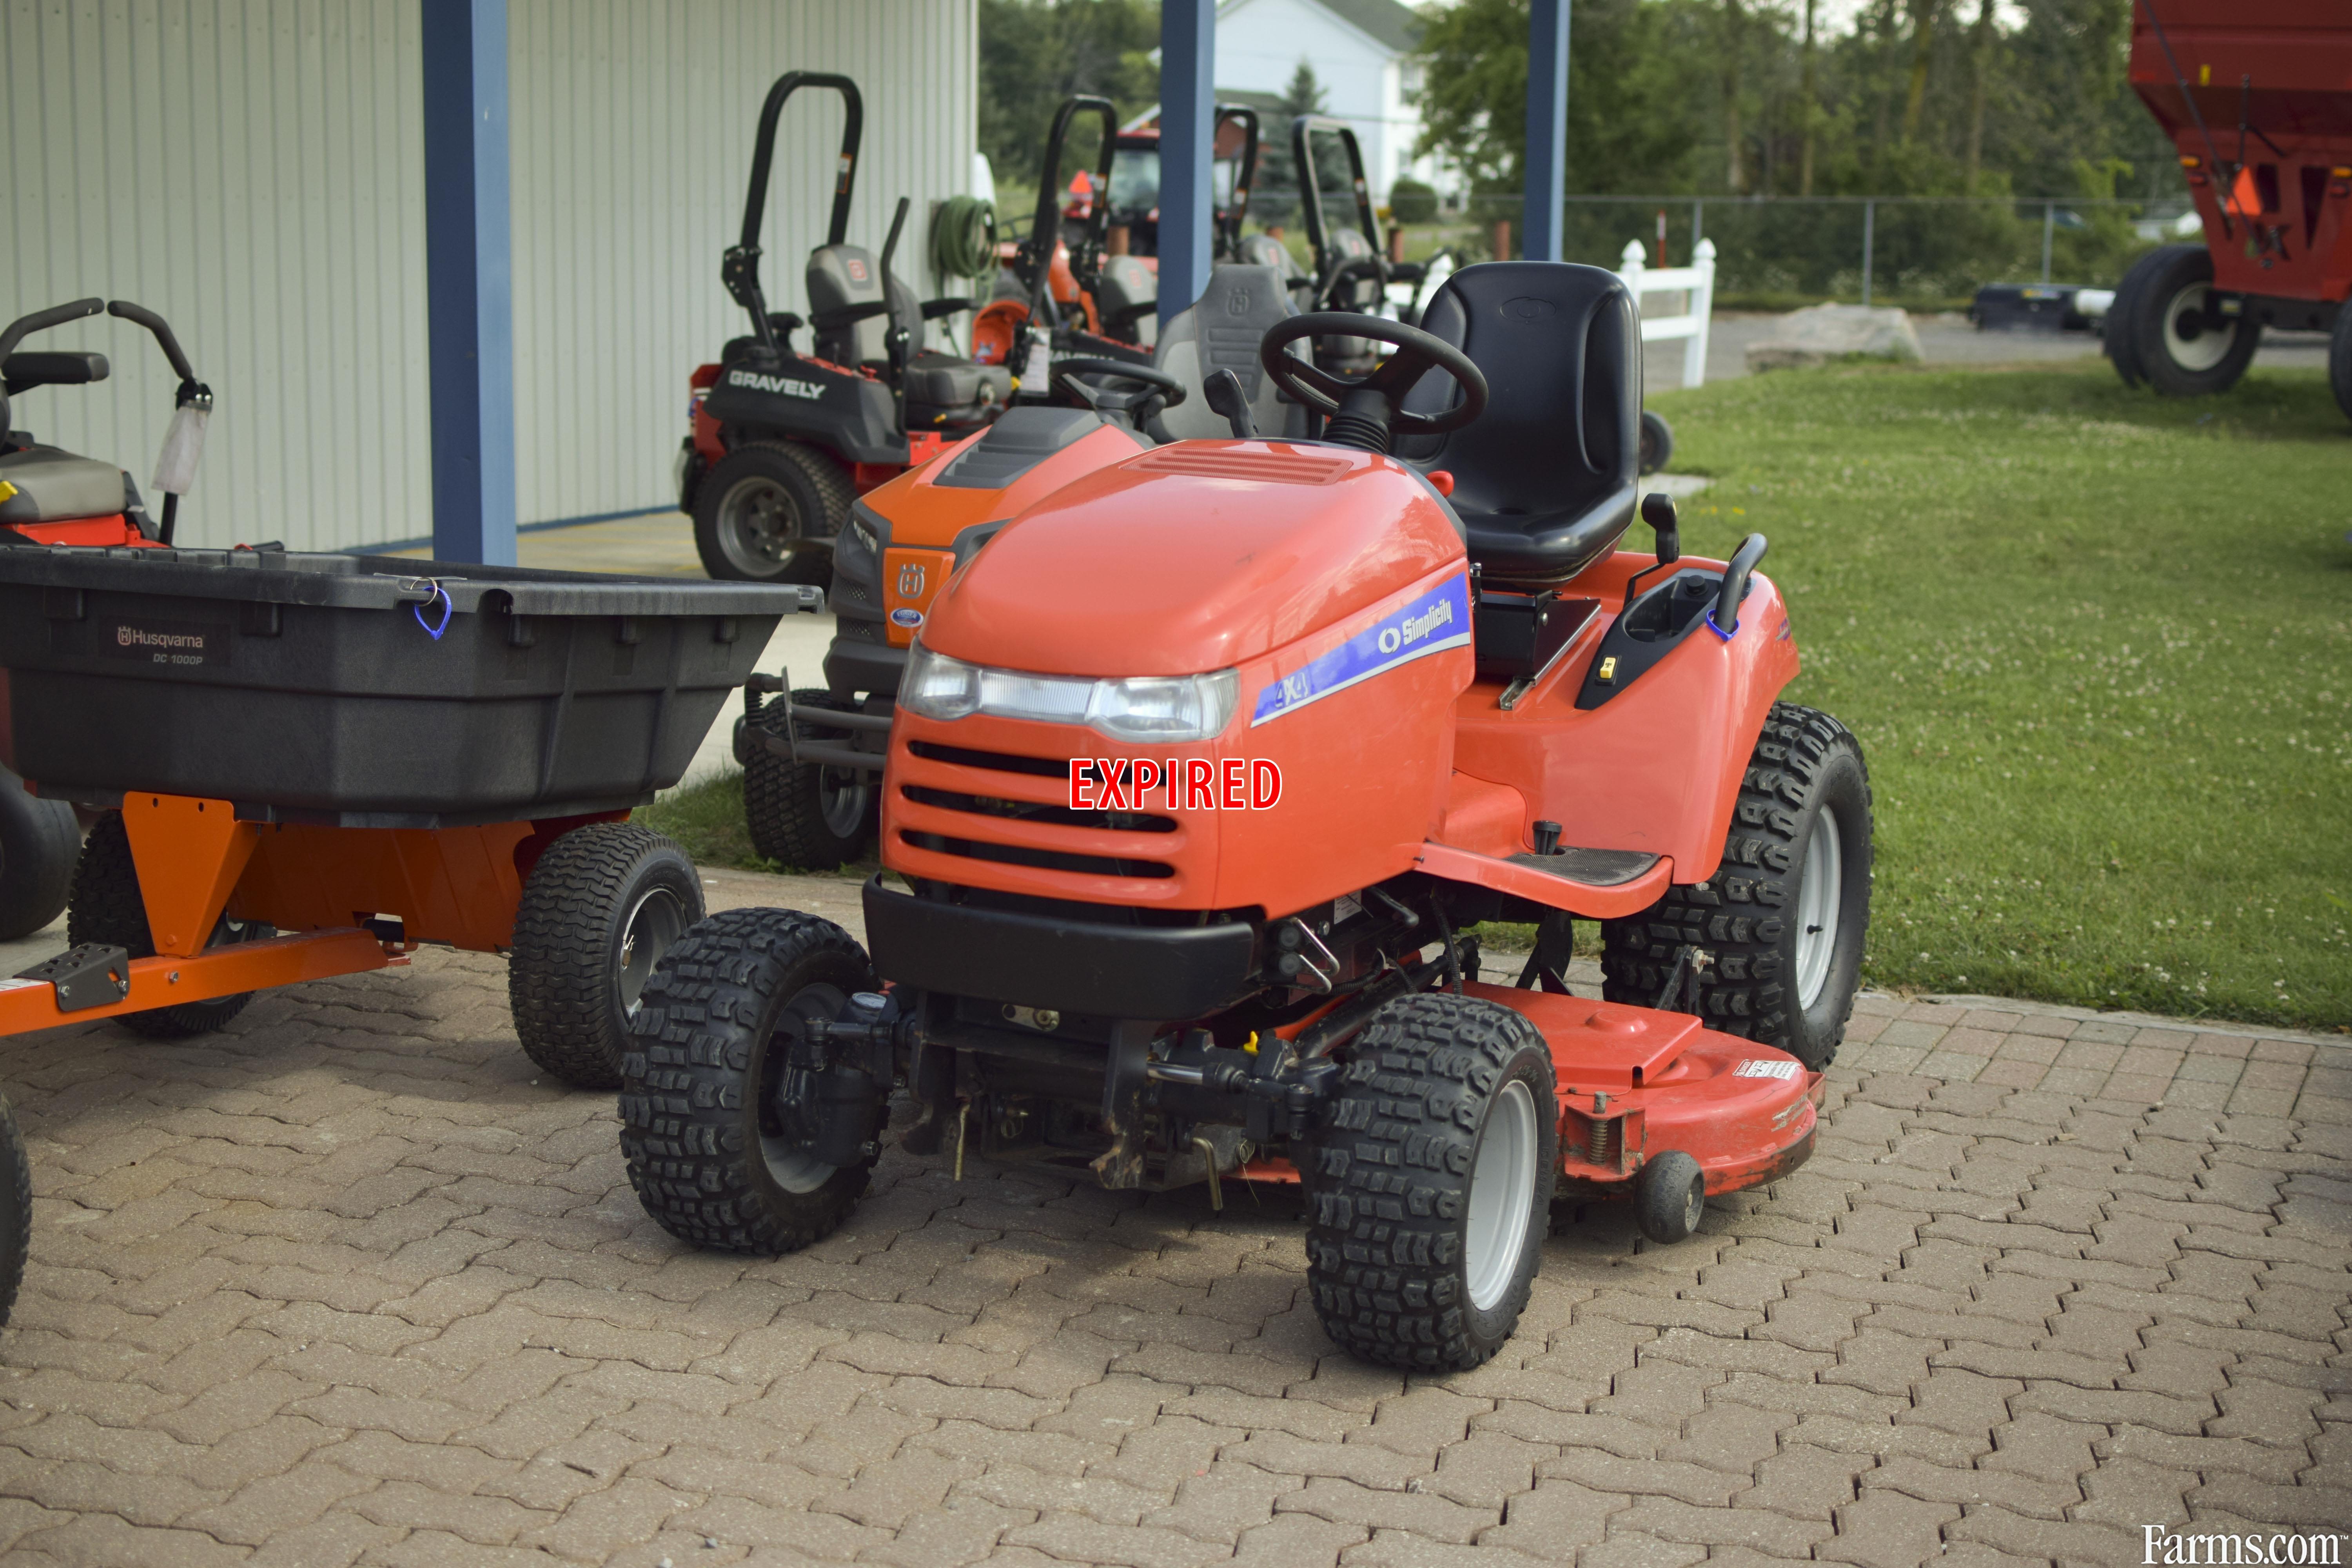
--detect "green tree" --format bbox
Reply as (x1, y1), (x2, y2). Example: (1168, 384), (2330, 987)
(977, 0), (1160, 190)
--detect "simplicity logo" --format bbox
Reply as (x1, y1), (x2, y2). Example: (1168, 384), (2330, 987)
(2145, 1527), (2343, 1564)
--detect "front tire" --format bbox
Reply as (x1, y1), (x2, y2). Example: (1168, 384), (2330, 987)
(2123, 245), (2256, 397)
(692, 441), (851, 586)
(1638, 409), (1674, 475)
(509, 822), (704, 1091)
(1302, 991), (1558, 1372)
(1600, 704), (1872, 1069)
(65, 812), (270, 1038)
(619, 909), (884, 1254)
(742, 691), (877, 871)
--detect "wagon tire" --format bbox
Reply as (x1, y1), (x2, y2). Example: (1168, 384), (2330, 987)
(742, 691), (877, 872)
(2329, 302), (2352, 424)
(0, 1096), (25, 1328)
(1301, 990), (1558, 1372)
(510, 823), (703, 1091)
(0, 767), (80, 940)
(1638, 409), (1674, 475)
(1599, 703), (1871, 1070)
(619, 908), (884, 1254)
(2123, 245), (2256, 398)
(65, 811), (269, 1038)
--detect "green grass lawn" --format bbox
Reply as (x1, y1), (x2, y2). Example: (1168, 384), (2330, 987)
(1653, 360), (2350, 1031)
(650, 360), (2351, 1032)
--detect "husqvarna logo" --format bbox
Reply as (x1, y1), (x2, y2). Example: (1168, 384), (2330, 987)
(727, 370), (825, 399)
(1224, 290), (1252, 315)
(897, 562), (926, 598)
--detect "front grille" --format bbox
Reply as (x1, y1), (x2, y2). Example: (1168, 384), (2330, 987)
(901, 783), (1175, 835)
(907, 739), (1067, 779)
(898, 829), (1175, 880)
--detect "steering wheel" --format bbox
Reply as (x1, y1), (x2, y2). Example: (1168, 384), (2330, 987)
(1051, 358), (1188, 426)
(1258, 313), (1488, 452)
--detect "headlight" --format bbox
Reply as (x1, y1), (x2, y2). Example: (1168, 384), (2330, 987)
(900, 642), (1238, 742)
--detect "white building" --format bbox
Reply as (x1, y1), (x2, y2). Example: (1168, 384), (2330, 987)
(1212, 0), (1445, 203)
(2, 0), (981, 554)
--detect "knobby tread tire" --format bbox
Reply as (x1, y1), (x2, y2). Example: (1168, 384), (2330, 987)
(742, 690), (874, 872)
(65, 811), (256, 1038)
(619, 906), (880, 1254)
(509, 822), (703, 1091)
(0, 1098), (25, 1328)
(1600, 703), (1872, 1069)
(1302, 991), (1558, 1372)
(0, 768), (80, 940)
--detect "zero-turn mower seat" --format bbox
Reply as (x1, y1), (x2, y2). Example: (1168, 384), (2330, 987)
(0, 444), (135, 528)
(1394, 261), (1641, 587)
(806, 242), (1012, 430)
(1151, 264), (1307, 441)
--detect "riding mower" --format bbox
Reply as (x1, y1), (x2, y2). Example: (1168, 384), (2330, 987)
(733, 245), (1311, 871)
(681, 71), (1013, 585)
(0, 296), (208, 940)
(622, 261), (1873, 1372)
(973, 98), (1264, 375)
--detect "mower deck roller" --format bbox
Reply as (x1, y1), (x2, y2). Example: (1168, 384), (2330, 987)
(0, 545), (816, 1082)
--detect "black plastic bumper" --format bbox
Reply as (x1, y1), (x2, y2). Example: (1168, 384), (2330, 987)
(862, 876), (1257, 1020)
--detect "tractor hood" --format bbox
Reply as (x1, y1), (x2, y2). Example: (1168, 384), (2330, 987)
(915, 441), (1467, 678)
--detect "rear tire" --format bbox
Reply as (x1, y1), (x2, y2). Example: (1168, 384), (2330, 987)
(2123, 245), (2256, 397)
(2104, 245), (2169, 388)
(1599, 704), (1871, 1069)
(1638, 409), (1674, 475)
(692, 441), (851, 586)
(0, 769), (80, 940)
(0, 1096), (25, 1328)
(509, 823), (704, 1091)
(65, 812), (269, 1038)
(619, 908), (884, 1253)
(1302, 991), (1558, 1372)
(743, 691), (877, 871)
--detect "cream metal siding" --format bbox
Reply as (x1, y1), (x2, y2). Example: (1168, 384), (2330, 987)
(3, 0), (979, 553)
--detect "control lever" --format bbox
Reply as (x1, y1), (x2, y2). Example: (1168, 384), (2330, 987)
(1709, 533), (1769, 640)
(1203, 368), (1258, 438)
(1641, 490), (1679, 564)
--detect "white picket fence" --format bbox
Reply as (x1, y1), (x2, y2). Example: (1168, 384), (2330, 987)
(1617, 238), (1718, 388)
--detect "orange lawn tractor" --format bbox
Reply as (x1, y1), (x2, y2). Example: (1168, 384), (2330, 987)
(618, 262), (1872, 1372)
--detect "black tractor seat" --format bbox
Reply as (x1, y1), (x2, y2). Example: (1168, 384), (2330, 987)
(1394, 262), (1641, 588)
(806, 241), (1011, 434)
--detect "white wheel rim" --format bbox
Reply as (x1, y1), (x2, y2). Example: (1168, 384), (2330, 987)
(2160, 283), (2234, 372)
(1464, 1078), (1540, 1312)
(1794, 805), (1843, 1011)
(616, 886), (686, 1018)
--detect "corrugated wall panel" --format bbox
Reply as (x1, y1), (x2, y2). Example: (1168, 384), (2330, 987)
(4, 0), (978, 551)
(2, 0), (430, 553)
(507, 0), (980, 530)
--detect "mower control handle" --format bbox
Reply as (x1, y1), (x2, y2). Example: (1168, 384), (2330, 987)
(105, 301), (199, 383)
(0, 298), (103, 364)
(1710, 533), (1768, 639)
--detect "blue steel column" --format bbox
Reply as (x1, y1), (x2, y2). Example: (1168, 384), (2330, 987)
(421, 0), (517, 565)
(1521, 0), (1569, 262)
(1157, 0), (1216, 327)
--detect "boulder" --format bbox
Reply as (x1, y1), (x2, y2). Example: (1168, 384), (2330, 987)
(1745, 304), (1924, 372)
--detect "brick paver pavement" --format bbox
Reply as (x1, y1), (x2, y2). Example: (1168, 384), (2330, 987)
(0, 867), (2343, 1566)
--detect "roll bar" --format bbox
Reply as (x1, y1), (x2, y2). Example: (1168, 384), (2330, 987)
(1291, 116), (1386, 300)
(1020, 95), (1122, 325)
(1214, 104), (1261, 261)
(724, 71), (864, 354)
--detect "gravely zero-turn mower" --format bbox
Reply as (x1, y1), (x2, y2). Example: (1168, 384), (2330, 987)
(622, 260), (1873, 1371)
(681, 72), (1013, 585)
(2108, 0), (2351, 413)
